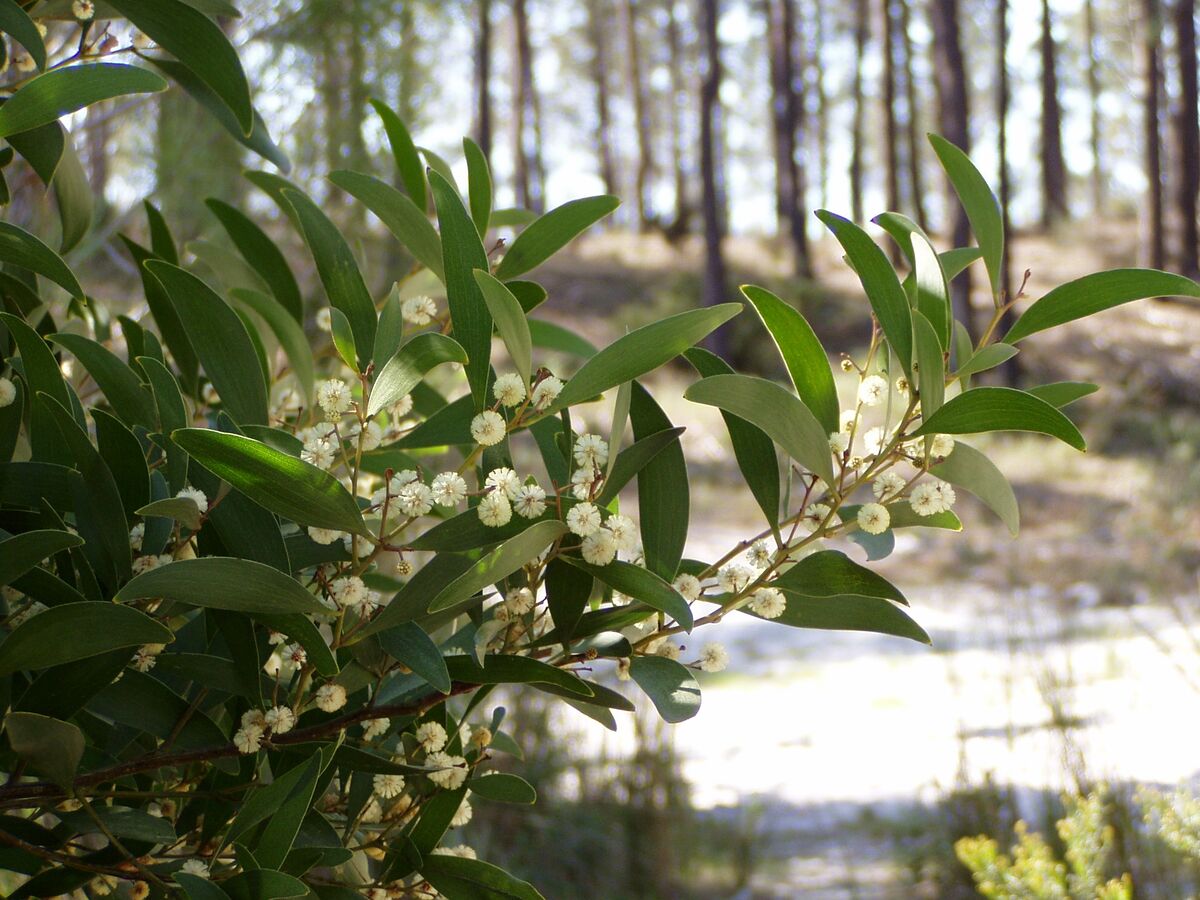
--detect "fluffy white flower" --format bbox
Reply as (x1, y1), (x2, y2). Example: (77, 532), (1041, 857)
(315, 308), (333, 332)
(858, 374), (888, 407)
(233, 725), (263, 754)
(264, 706), (295, 734)
(513, 483), (547, 518)
(431, 472), (468, 507)
(656, 641), (681, 660)
(672, 573), (702, 602)
(857, 502), (890, 534)
(717, 563), (753, 594)
(470, 410), (506, 446)
(391, 394), (414, 420)
(863, 426), (887, 455)
(362, 717), (390, 740)
(241, 709), (267, 730)
(935, 481), (957, 509)
(315, 683), (347, 712)
(749, 587), (787, 619)
(317, 379), (353, 421)
(415, 721), (448, 752)
(493, 373), (527, 407)
(449, 798), (473, 827)
(395, 481), (434, 517)
(573, 433), (609, 468)
(131, 554), (172, 575)
(895, 376), (910, 395)
(570, 466), (599, 499)
(426, 752), (468, 789)
(531, 375), (563, 409)
(566, 502), (602, 536)
(373, 773), (406, 799)
(605, 514), (638, 552)
(401, 295), (438, 325)
(179, 859), (208, 878)
(72, 0), (94, 19)
(360, 799), (382, 824)
(581, 528), (618, 565)
(432, 844), (476, 859)
(485, 467), (522, 500)
(930, 434), (956, 459)
(128, 523), (144, 550)
(872, 472), (907, 500)
(477, 490), (512, 527)
(175, 486), (208, 515)
(283, 643), (308, 668)
(330, 575), (368, 609)
(348, 420), (383, 452)
(301, 435), (338, 470)
(131, 644), (162, 672)
(307, 526), (343, 545)
(0, 377), (16, 408)
(829, 431), (850, 456)
(504, 587), (536, 614)
(699, 643), (730, 673)
(746, 540), (771, 568)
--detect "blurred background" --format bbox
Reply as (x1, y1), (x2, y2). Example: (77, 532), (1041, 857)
(10, 0), (1200, 895)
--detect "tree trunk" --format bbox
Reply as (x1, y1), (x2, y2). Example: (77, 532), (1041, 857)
(699, 0), (729, 355)
(512, 0), (533, 210)
(474, 0), (493, 163)
(899, 0), (926, 228)
(849, 0), (869, 223)
(85, 104), (109, 217)
(880, 0), (901, 221)
(765, 0), (810, 276)
(1173, 0), (1199, 275)
(811, 0), (830, 210)
(1083, 0), (1104, 214)
(623, 0), (655, 229)
(996, 0), (1018, 383)
(665, 0), (691, 233)
(1039, 0), (1068, 227)
(586, 0), (618, 197)
(1142, 0), (1165, 269)
(929, 0), (976, 338)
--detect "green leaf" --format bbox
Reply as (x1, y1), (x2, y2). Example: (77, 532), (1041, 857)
(231, 288), (314, 409)
(491, 207), (538, 228)
(329, 170), (443, 281)
(253, 755), (324, 870)
(367, 333), (468, 417)
(494, 195), (620, 279)
(107, 0), (253, 134)
(375, 622), (451, 694)
(428, 520), (567, 613)
(0, 222), (83, 298)
(3, 712), (82, 789)
(876, 213), (952, 348)
(684, 374), (836, 488)
(260, 613), (338, 677)
(929, 133), (1005, 297)
(464, 137), (492, 235)
(145, 260), (268, 425)
(421, 855), (545, 900)
(328, 307), (358, 373)
(443, 653), (593, 698)
(474, 269), (532, 386)
(815, 210), (913, 373)
(0, 63), (166, 138)
(745, 592), (930, 643)
(629, 656), (701, 724)
(1026, 381), (1098, 408)
(1004, 268), (1200, 343)
(116, 557), (329, 616)
(174, 873), (228, 900)
(543, 556), (593, 640)
(774, 550), (907, 604)
(912, 310), (945, 422)
(370, 99), (426, 207)
(596, 427), (686, 506)
(51, 129), (92, 253)
(740, 285), (840, 434)
(529, 318), (597, 357)
(282, 188), (377, 370)
(207, 199), (303, 322)
(0, 602), (173, 676)
(91, 668), (231, 762)
(0, 530), (81, 587)
(136, 497), (202, 530)
(469, 773), (536, 804)
(550, 303), (741, 413)
(566, 558), (693, 631)
(220, 870), (309, 900)
(430, 169), (493, 408)
(955, 342), (1018, 380)
(172, 429), (369, 535)
(629, 384), (688, 580)
(912, 386), (1085, 451)
(941, 247), (983, 280)
(48, 333), (156, 429)
(931, 441), (1020, 536)
(0, 0), (46, 70)
(121, 237), (198, 392)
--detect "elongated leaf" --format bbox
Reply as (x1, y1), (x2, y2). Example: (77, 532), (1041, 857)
(543, 556), (593, 640)
(0, 222), (83, 298)
(0, 0), (46, 70)
(443, 653), (593, 697)
(0, 530), (81, 587)
(174, 874), (228, 900)
(941, 247), (983, 280)
(253, 755), (324, 870)
(4, 712), (82, 789)
(51, 129), (92, 253)
(370, 99), (426, 207)
(931, 441), (1020, 536)
(231, 288), (314, 408)
(1026, 381), (1098, 408)
(684, 373), (836, 488)
(745, 592), (930, 643)
(929, 133), (1004, 297)
(428, 520), (567, 612)
(0, 63), (166, 138)
(912, 310), (944, 422)
(469, 772), (536, 804)
(282, 189), (376, 370)
(0, 602), (172, 676)
(816, 210), (912, 372)
(629, 384), (688, 579)
(550, 303), (741, 413)
(529, 318), (597, 357)
(92, 411), (150, 518)
(376, 622), (451, 693)
(430, 170), (493, 408)
(464, 137), (492, 235)
(48, 333), (156, 429)
(367, 333), (468, 417)
(912, 386), (1085, 451)
(629, 656), (701, 723)
(220, 870), (308, 900)
(421, 855), (545, 900)
(107, 0), (253, 134)
(116, 557), (329, 615)
(474, 269), (532, 385)
(495, 195), (620, 279)
(596, 426), (685, 505)
(876, 213), (952, 348)
(741, 285), (839, 433)
(955, 343), (1018, 379)
(1005, 268), (1200, 343)
(121, 237), (198, 392)
(329, 170), (443, 281)
(568, 558), (692, 629)
(774, 550), (907, 603)
(207, 199), (303, 321)
(146, 261), (268, 425)
(172, 429), (369, 535)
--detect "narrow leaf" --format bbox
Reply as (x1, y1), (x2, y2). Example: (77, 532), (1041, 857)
(474, 269), (532, 386)
(629, 656), (701, 723)
(912, 386), (1086, 451)
(0, 602), (173, 676)
(0, 63), (166, 138)
(929, 133), (1005, 297)
(367, 333), (468, 417)
(494, 195), (620, 279)
(116, 557), (330, 616)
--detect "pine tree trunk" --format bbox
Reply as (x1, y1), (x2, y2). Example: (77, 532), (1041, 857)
(811, 0), (830, 210)
(623, 0), (655, 229)
(474, 0), (493, 163)
(1142, 0), (1166, 269)
(850, 0), (869, 223)
(1173, 0), (1199, 275)
(899, 0), (926, 228)
(1084, 0), (1104, 214)
(699, 0), (729, 354)
(1039, 0), (1068, 227)
(765, 0), (810, 276)
(665, 0), (691, 233)
(512, 0), (533, 210)
(880, 0), (901, 220)
(586, 0), (618, 197)
(996, 0), (1018, 384)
